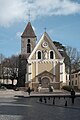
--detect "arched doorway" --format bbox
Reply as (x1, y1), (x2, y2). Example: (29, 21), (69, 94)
(41, 77), (50, 88)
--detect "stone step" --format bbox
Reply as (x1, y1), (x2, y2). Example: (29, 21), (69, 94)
(38, 88), (49, 92)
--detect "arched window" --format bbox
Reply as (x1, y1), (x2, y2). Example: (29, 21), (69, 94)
(28, 39), (30, 43)
(27, 43), (31, 53)
(50, 51), (54, 59)
(38, 51), (41, 59)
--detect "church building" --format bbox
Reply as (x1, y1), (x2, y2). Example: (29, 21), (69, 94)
(18, 22), (67, 91)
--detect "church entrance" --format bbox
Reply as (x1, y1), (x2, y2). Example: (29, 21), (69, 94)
(41, 77), (50, 88)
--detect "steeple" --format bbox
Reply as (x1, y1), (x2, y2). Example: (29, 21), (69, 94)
(21, 22), (37, 55)
(21, 22), (36, 38)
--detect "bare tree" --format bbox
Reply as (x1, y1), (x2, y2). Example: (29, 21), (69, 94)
(1, 55), (19, 85)
(0, 53), (5, 79)
(66, 46), (80, 71)
(53, 41), (71, 73)
(0, 54), (5, 64)
(7, 55), (19, 85)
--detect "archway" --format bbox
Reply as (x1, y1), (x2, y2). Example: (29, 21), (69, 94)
(41, 77), (50, 88)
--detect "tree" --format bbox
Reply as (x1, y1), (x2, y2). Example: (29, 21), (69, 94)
(53, 41), (66, 51)
(53, 41), (71, 73)
(0, 53), (5, 64)
(1, 55), (19, 85)
(0, 53), (5, 79)
(10, 72), (17, 85)
(6, 55), (19, 85)
(66, 46), (80, 72)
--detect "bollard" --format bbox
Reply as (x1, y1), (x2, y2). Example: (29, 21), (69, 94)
(64, 96), (65, 99)
(65, 100), (67, 106)
(53, 99), (55, 105)
(44, 98), (47, 103)
(72, 97), (75, 104)
(39, 97), (42, 102)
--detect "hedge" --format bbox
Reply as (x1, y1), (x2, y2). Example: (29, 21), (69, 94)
(62, 85), (72, 92)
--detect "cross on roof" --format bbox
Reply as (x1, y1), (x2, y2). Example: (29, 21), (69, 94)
(44, 27), (47, 32)
(28, 10), (30, 21)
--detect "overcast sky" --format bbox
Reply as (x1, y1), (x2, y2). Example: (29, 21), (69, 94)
(0, 0), (80, 57)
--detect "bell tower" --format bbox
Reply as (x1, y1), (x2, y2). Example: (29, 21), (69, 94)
(18, 22), (36, 87)
(21, 22), (37, 55)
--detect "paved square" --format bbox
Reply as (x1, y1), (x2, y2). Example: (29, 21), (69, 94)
(0, 96), (80, 120)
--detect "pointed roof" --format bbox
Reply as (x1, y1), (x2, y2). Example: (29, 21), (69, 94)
(21, 22), (36, 38)
(36, 70), (56, 77)
(29, 32), (63, 60)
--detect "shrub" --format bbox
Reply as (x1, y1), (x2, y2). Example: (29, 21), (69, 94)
(62, 86), (72, 92)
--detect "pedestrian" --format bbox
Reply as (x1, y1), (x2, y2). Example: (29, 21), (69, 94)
(27, 87), (31, 95)
(70, 89), (75, 104)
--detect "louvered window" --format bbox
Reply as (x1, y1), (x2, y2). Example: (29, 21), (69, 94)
(27, 43), (31, 53)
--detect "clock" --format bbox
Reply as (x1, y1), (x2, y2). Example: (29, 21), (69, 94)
(42, 41), (48, 48)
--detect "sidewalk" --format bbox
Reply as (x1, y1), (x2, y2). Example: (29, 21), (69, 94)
(0, 89), (68, 97)
(0, 89), (26, 98)
(0, 89), (80, 98)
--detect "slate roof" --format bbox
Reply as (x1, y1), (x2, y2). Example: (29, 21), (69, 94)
(21, 22), (36, 38)
(71, 69), (80, 74)
(29, 32), (63, 60)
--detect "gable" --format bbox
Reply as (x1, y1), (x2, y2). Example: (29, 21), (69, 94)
(36, 70), (55, 78)
(28, 32), (63, 60)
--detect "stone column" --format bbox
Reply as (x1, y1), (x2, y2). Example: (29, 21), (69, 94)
(53, 61), (55, 82)
(36, 61), (38, 82)
(60, 61), (63, 82)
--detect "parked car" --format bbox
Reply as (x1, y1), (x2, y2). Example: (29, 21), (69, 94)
(0, 86), (7, 90)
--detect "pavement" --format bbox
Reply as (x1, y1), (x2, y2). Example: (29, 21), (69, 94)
(0, 89), (80, 98)
(0, 89), (26, 98)
(0, 90), (80, 120)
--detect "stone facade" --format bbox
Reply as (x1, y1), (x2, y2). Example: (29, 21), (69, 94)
(18, 55), (27, 87)
(18, 22), (67, 91)
(71, 70), (80, 89)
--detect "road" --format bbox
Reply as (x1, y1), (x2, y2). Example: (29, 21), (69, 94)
(0, 91), (80, 120)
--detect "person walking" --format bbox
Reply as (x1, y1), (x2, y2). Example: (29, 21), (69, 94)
(27, 87), (31, 95)
(70, 89), (75, 104)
